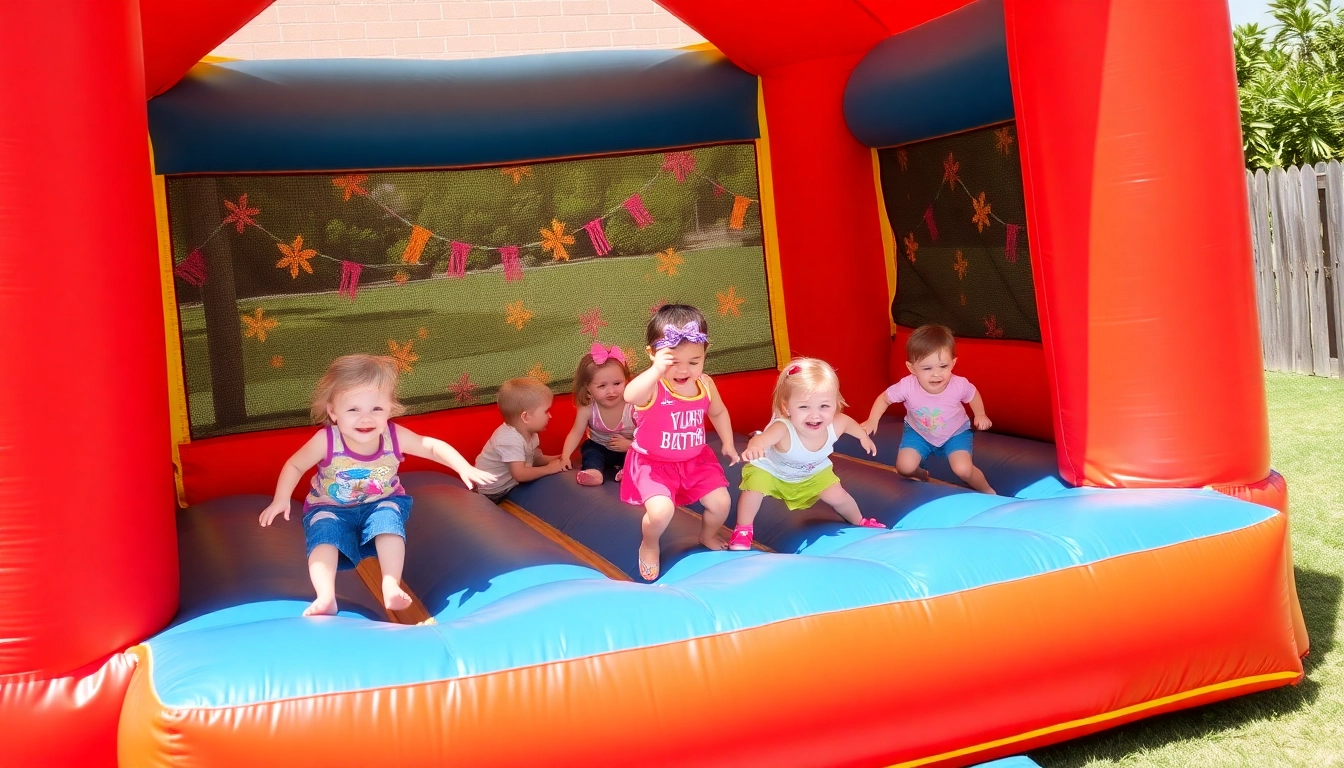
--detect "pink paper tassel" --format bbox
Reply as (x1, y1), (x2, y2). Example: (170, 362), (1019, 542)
(583, 218), (612, 256)
(924, 205), (939, 242)
(501, 246), (522, 282)
(623, 194), (654, 229)
(174, 249), (207, 287)
(448, 241), (470, 278)
(1005, 224), (1020, 263)
(338, 261), (362, 300)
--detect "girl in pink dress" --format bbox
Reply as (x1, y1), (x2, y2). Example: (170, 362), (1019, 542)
(621, 305), (739, 581)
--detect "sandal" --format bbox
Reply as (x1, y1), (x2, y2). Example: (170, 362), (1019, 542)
(858, 518), (887, 529)
(727, 525), (754, 551)
(637, 556), (660, 581)
(576, 469), (603, 487)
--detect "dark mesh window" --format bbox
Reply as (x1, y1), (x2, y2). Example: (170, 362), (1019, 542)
(878, 122), (1040, 342)
(166, 144), (777, 439)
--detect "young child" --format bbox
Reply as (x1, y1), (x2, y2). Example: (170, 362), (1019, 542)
(730, 358), (886, 550)
(259, 354), (496, 617)
(560, 343), (634, 486)
(861, 324), (996, 494)
(474, 377), (566, 502)
(622, 304), (739, 581)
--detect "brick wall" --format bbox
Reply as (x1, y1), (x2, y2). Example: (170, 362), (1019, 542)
(212, 0), (705, 60)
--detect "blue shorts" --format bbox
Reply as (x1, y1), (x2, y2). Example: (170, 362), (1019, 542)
(303, 494), (413, 570)
(899, 423), (973, 461)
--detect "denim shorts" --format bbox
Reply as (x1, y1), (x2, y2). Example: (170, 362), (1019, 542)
(899, 423), (973, 461)
(303, 494), (413, 570)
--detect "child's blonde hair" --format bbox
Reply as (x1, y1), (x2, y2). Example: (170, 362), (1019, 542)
(498, 377), (553, 420)
(907, 324), (956, 363)
(573, 347), (631, 406)
(772, 358), (846, 416)
(310, 354), (406, 424)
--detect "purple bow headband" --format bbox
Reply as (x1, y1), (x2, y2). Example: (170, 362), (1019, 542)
(590, 343), (626, 366)
(653, 321), (708, 350)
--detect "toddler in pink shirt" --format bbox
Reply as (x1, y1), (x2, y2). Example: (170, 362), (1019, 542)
(862, 324), (996, 494)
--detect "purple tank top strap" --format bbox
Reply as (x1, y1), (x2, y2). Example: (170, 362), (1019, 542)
(387, 421), (403, 460)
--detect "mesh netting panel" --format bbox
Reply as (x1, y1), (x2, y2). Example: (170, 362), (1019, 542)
(879, 122), (1040, 342)
(167, 145), (776, 439)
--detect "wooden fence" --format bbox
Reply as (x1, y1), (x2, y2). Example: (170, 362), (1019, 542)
(1246, 160), (1344, 376)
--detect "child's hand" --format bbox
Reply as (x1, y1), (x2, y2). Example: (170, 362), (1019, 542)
(609, 435), (632, 452)
(974, 415), (992, 431)
(458, 466), (497, 490)
(741, 434), (771, 462)
(560, 456), (573, 471)
(546, 458), (566, 475)
(650, 347), (675, 374)
(722, 442), (741, 466)
(859, 433), (877, 456)
(259, 499), (291, 527)
(861, 418), (879, 436)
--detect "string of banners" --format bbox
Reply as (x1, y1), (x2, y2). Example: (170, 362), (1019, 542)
(172, 151), (759, 300)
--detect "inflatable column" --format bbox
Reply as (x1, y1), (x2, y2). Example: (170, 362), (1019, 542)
(1004, 0), (1271, 490)
(0, 2), (179, 764)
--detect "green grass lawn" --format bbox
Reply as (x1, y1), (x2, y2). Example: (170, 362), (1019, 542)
(1031, 371), (1344, 768)
(179, 246), (776, 438)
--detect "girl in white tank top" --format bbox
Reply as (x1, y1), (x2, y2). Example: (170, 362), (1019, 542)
(730, 359), (888, 551)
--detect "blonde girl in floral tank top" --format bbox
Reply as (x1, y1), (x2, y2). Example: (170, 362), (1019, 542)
(561, 343), (636, 486)
(620, 305), (739, 582)
(259, 355), (496, 618)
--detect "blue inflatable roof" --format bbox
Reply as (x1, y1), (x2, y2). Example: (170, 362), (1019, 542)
(844, 0), (1013, 148)
(148, 49), (760, 174)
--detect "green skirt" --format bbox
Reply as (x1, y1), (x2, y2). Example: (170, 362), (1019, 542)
(739, 463), (840, 511)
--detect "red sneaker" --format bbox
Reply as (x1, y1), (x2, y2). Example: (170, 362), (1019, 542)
(728, 525), (754, 551)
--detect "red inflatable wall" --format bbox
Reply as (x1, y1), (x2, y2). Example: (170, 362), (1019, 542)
(0, 3), (180, 765)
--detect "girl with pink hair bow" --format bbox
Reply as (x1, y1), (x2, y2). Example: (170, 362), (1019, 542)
(560, 342), (636, 487)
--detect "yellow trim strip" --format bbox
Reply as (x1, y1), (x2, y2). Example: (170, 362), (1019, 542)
(661, 378), (709, 402)
(151, 139), (191, 508)
(871, 148), (898, 336)
(889, 671), (1302, 768)
(755, 77), (791, 367)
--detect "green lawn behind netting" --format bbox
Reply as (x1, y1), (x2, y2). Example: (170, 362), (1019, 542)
(179, 246), (776, 438)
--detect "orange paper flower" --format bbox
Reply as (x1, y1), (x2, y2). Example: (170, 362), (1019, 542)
(276, 235), (316, 279)
(540, 219), (575, 262)
(971, 192), (992, 233)
(656, 248), (684, 277)
(717, 286), (745, 317)
(387, 339), (418, 374)
(332, 174), (369, 201)
(241, 307), (278, 343)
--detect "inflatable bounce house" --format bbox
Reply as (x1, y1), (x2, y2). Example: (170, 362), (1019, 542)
(0, 1), (1312, 766)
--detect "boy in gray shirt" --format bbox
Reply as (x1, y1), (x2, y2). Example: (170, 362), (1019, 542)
(474, 377), (565, 502)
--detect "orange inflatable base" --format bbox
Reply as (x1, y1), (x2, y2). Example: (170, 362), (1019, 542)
(119, 513), (1300, 768)
(0, 652), (136, 768)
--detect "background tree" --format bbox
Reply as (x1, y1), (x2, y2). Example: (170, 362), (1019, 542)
(1235, 0), (1344, 167)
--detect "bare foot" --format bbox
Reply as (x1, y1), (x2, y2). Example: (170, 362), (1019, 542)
(699, 534), (727, 551)
(304, 595), (338, 616)
(576, 469), (603, 486)
(905, 468), (930, 482)
(382, 577), (412, 611)
(637, 542), (660, 581)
